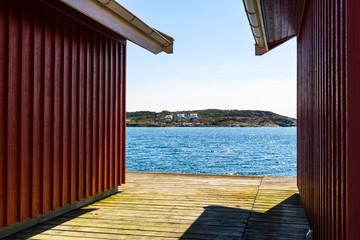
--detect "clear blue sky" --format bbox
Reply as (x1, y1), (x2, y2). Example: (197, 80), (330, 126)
(118, 0), (297, 118)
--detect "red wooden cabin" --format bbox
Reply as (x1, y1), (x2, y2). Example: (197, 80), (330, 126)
(0, 0), (173, 237)
(243, 0), (360, 239)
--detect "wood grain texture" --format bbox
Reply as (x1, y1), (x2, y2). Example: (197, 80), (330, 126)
(297, 0), (348, 239)
(7, 172), (309, 239)
(0, 0), (126, 228)
(261, 0), (306, 46)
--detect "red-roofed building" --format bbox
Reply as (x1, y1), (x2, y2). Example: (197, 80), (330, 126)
(190, 113), (198, 120)
(177, 114), (185, 119)
(164, 115), (173, 120)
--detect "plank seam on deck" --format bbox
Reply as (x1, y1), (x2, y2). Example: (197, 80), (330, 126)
(5, 172), (309, 239)
(241, 176), (264, 240)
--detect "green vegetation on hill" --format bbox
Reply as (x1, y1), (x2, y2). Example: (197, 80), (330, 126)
(126, 109), (296, 127)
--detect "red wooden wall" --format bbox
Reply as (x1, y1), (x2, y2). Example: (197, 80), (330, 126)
(346, 0), (360, 238)
(0, 0), (126, 228)
(297, 0), (360, 239)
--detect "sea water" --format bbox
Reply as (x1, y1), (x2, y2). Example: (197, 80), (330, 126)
(126, 127), (296, 177)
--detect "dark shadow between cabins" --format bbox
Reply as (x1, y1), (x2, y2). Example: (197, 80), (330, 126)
(180, 194), (308, 239)
(5, 208), (97, 239)
(5, 193), (308, 239)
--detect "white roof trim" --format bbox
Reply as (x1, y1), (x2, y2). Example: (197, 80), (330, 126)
(243, 0), (268, 55)
(60, 0), (174, 54)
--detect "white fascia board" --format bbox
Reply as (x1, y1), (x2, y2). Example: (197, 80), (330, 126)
(243, 0), (268, 55)
(60, 0), (173, 54)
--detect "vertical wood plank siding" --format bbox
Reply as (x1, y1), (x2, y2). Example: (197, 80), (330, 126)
(0, 0), (126, 228)
(346, 0), (360, 238)
(297, 0), (360, 238)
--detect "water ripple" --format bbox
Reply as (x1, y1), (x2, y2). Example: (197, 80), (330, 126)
(126, 127), (297, 177)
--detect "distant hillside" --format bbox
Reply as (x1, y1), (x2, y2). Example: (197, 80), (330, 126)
(126, 109), (296, 127)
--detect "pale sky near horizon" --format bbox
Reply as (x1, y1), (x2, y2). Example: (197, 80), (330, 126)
(118, 0), (297, 118)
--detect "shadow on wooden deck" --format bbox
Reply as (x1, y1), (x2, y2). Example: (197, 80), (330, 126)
(180, 194), (308, 240)
(5, 172), (309, 240)
(4, 208), (97, 239)
(179, 205), (246, 239)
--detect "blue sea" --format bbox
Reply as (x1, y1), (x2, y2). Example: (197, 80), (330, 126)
(126, 127), (297, 177)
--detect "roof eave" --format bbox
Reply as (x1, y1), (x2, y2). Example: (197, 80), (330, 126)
(244, 0), (307, 55)
(243, 0), (268, 56)
(60, 0), (174, 54)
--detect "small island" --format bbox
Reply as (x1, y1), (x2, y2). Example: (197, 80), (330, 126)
(126, 109), (296, 127)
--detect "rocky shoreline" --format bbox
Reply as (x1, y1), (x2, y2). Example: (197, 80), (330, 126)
(126, 109), (296, 127)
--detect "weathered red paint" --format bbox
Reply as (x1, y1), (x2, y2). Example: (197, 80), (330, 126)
(121, 44), (127, 184)
(7, 0), (21, 225)
(297, 0), (360, 239)
(20, 0), (33, 221)
(261, 0), (306, 46)
(0, 0), (126, 228)
(346, 0), (360, 238)
(0, 0), (7, 228)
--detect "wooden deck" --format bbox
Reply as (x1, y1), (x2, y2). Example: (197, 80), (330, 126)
(6, 172), (309, 240)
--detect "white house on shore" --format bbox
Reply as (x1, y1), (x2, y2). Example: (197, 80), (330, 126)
(177, 114), (185, 119)
(190, 113), (198, 120)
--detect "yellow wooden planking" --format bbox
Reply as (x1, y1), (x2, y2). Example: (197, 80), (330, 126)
(6, 172), (309, 239)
